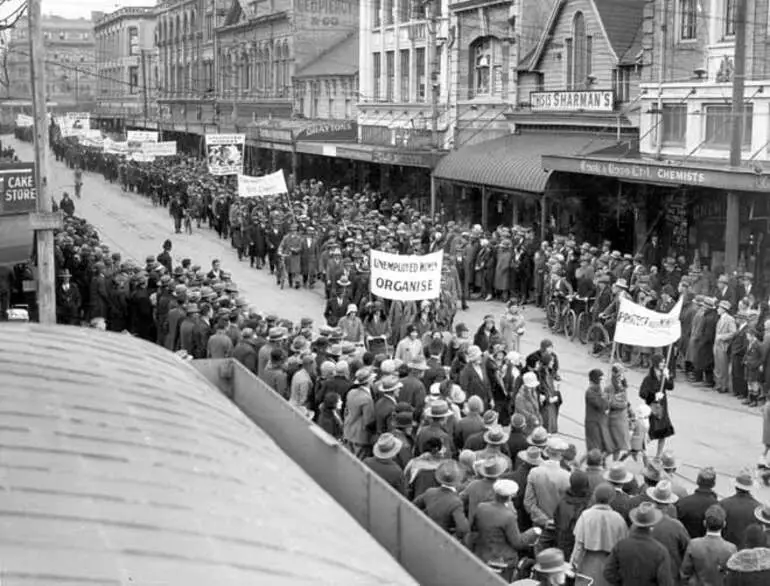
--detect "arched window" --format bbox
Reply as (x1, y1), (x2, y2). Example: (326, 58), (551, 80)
(265, 46), (272, 89)
(566, 11), (591, 89)
(275, 42), (283, 90)
(469, 36), (501, 97)
(256, 47), (264, 90)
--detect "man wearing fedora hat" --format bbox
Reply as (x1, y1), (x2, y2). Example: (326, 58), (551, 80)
(646, 481), (690, 581)
(471, 479), (541, 581)
(415, 400), (457, 458)
(525, 438), (571, 552)
(602, 463), (635, 522)
(399, 358), (428, 421)
(718, 468), (762, 547)
(258, 326), (287, 376)
(374, 375), (402, 436)
(323, 282), (349, 328)
(714, 300), (736, 394)
(363, 433), (405, 495)
(56, 268), (82, 325)
(413, 460), (470, 540)
(460, 456), (507, 523)
(391, 406), (416, 470)
(475, 426), (513, 472)
(604, 502), (674, 586)
(343, 367), (376, 459)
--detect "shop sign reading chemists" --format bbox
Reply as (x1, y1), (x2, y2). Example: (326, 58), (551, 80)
(579, 160), (708, 186)
(531, 90), (615, 112)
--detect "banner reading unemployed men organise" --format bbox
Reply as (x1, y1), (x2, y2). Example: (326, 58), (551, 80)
(206, 134), (245, 176)
(370, 249), (443, 301)
(238, 170), (288, 198)
(614, 296), (683, 347)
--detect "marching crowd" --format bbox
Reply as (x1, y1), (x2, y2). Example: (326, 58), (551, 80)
(14, 130), (763, 585)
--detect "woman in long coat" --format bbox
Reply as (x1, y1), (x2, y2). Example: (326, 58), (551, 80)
(494, 240), (512, 300)
(606, 364), (631, 459)
(514, 371), (542, 434)
(584, 369), (610, 454)
(686, 297), (706, 369)
(639, 353), (675, 458)
(538, 353), (562, 433)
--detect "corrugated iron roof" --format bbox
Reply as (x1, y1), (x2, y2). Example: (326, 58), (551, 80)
(433, 133), (617, 192)
(0, 324), (419, 586)
(294, 33), (359, 78)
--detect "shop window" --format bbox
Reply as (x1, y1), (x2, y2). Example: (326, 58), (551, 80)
(705, 103), (752, 148)
(400, 49), (410, 102)
(679, 0), (697, 40)
(386, 50), (395, 101)
(661, 104), (687, 145)
(372, 52), (381, 100)
(470, 36), (501, 98)
(415, 46), (426, 102)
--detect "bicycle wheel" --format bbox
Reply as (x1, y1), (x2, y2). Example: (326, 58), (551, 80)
(546, 301), (558, 330)
(576, 312), (590, 344)
(587, 323), (610, 358)
(564, 309), (578, 340)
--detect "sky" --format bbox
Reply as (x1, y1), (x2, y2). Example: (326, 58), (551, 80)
(0, 0), (155, 21)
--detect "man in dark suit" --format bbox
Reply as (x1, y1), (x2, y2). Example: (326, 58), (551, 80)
(715, 274), (738, 309)
(413, 460), (469, 539)
(191, 304), (213, 359)
(459, 345), (493, 409)
(731, 315), (750, 401)
(718, 470), (761, 547)
(164, 286), (188, 351)
(323, 283), (349, 327)
(676, 467), (719, 538)
(738, 272), (757, 308)
(265, 223), (283, 274)
(56, 269), (81, 325)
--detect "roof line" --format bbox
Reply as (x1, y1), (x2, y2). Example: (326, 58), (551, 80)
(589, 0), (618, 62)
(527, 0), (565, 72)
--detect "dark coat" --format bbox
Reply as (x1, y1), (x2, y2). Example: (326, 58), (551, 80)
(459, 362), (494, 409)
(718, 491), (762, 547)
(604, 528), (675, 586)
(639, 369), (675, 440)
(56, 283), (81, 324)
(232, 339), (259, 373)
(88, 274), (109, 320)
(324, 295), (348, 327)
(553, 490), (591, 559)
(584, 382), (611, 452)
(676, 488), (719, 538)
(651, 515), (691, 584)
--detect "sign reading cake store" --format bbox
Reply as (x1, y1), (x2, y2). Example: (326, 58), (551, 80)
(0, 163), (36, 216)
(530, 90), (615, 112)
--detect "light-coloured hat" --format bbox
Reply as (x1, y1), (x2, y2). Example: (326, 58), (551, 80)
(734, 468), (755, 491)
(475, 457), (508, 479)
(493, 479), (519, 498)
(522, 372), (539, 388)
(466, 345), (483, 361)
(373, 433), (403, 459)
(526, 426), (549, 447)
(346, 303), (358, 314)
(647, 480), (679, 505)
(483, 426), (510, 446)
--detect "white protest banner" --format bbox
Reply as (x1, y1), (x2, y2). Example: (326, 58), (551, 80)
(130, 152), (156, 163)
(15, 114), (33, 127)
(104, 138), (129, 155)
(238, 170), (288, 198)
(369, 249), (443, 301)
(81, 136), (104, 149)
(141, 141), (177, 157)
(614, 296), (683, 347)
(59, 113), (90, 137)
(206, 134), (245, 176)
(127, 131), (158, 143)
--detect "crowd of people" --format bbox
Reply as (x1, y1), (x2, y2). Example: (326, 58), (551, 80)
(7, 127), (759, 585)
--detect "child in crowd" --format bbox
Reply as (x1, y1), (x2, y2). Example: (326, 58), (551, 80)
(622, 403), (651, 466)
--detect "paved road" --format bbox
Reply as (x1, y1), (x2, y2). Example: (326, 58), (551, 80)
(10, 136), (767, 500)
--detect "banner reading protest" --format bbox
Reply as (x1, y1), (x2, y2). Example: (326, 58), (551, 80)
(238, 170), (288, 198)
(369, 249), (443, 301)
(206, 134), (245, 176)
(614, 296), (683, 347)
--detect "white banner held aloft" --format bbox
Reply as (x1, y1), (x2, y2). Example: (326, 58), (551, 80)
(15, 114), (33, 127)
(127, 131), (158, 143)
(369, 249), (443, 301)
(614, 296), (683, 347)
(141, 141), (177, 157)
(238, 171), (288, 198)
(130, 152), (156, 163)
(206, 134), (245, 176)
(59, 113), (91, 137)
(104, 138), (129, 155)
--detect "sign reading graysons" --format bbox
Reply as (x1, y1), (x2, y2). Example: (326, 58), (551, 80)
(531, 90), (615, 112)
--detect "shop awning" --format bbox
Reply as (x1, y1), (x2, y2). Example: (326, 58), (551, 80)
(433, 133), (617, 193)
(0, 214), (33, 266)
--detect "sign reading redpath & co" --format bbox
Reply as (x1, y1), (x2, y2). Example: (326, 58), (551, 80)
(0, 163), (36, 216)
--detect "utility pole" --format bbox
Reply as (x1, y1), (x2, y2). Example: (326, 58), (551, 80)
(28, 0), (57, 325)
(427, 0), (440, 217)
(141, 49), (149, 124)
(726, 0), (747, 274)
